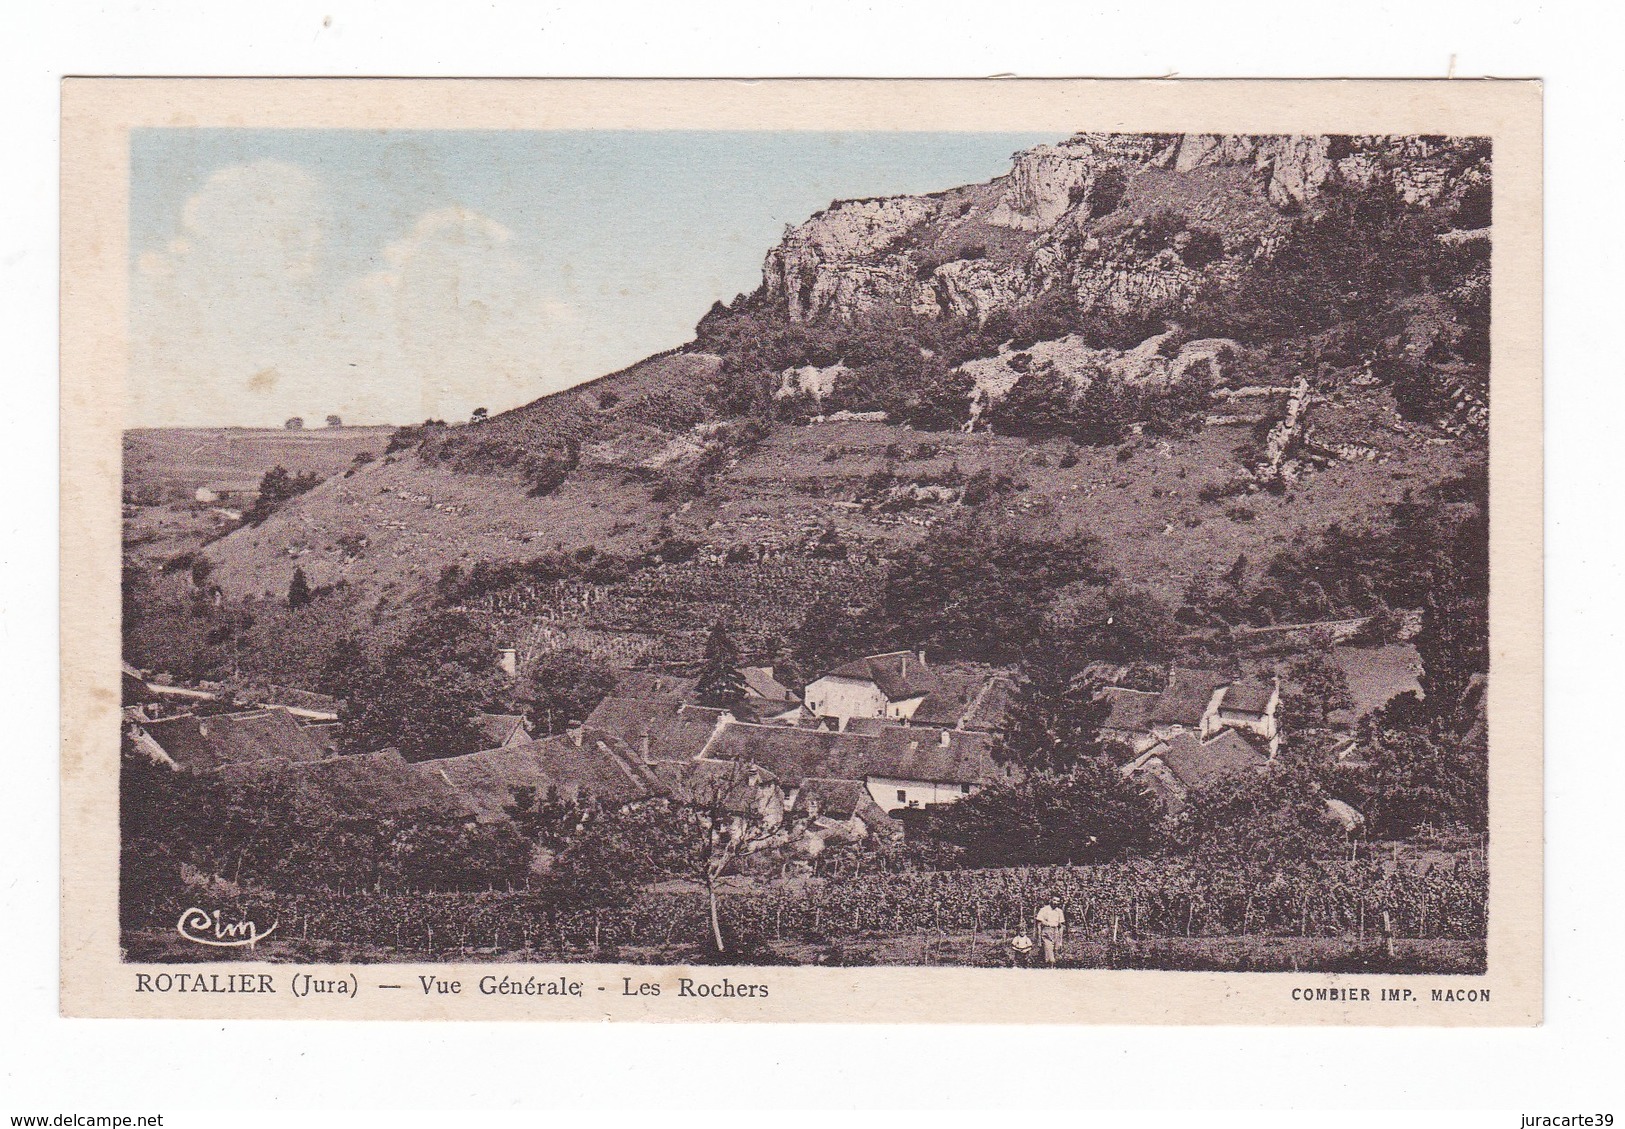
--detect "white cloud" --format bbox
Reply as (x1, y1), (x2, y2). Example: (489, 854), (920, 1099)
(130, 166), (585, 427)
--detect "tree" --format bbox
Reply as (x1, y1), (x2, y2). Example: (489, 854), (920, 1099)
(925, 760), (1158, 867)
(1044, 583), (1178, 667)
(471, 407), (489, 423)
(1279, 637), (1353, 736)
(1171, 756), (1343, 869)
(287, 567), (312, 609)
(340, 609), (507, 760)
(882, 514), (1110, 664)
(243, 465), (322, 526)
(1179, 227), (1226, 269)
(546, 762), (781, 951)
(664, 762), (779, 953)
(996, 658), (1110, 775)
(325, 414), (343, 428)
(1413, 511), (1489, 729)
(517, 648), (616, 734)
(284, 417), (304, 430)
(793, 592), (872, 680)
(1083, 167), (1128, 216)
(504, 784), (583, 854)
(1343, 696), (1487, 838)
(695, 624), (746, 709)
(986, 365), (1079, 439)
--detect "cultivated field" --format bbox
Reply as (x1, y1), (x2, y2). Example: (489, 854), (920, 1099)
(123, 856), (1487, 974)
(124, 425), (394, 502)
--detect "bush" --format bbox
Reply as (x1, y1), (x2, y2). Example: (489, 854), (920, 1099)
(1084, 167), (1129, 216)
(1179, 227), (1226, 269)
(243, 466), (322, 526)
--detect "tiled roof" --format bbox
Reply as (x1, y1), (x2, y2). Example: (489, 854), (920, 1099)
(1101, 687), (1158, 733)
(1149, 668), (1230, 727)
(219, 749), (475, 822)
(611, 671), (694, 700)
(740, 666), (799, 704)
(705, 720), (1003, 788)
(1220, 680), (1275, 715)
(140, 708), (328, 773)
(472, 713), (529, 747)
(703, 722), (871, 788)
(650, 758), (777, 816)
(791, 777), (873, 821)
(1152, 729), (1266, 791)
(824, 651), (937, 703)
(956, 675), (1017, 732)
(584, 696), (722, 762)
(417, 733), (663, 819)
(868, 725), (1001, 786)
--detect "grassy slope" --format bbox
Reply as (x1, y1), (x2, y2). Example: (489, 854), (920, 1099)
(203, 375), (1476, 618)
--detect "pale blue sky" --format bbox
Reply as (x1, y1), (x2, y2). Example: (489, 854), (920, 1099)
(129, 129), (1058, 427)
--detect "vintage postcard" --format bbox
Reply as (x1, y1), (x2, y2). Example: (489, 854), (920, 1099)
(61, 78), (1542, 1023)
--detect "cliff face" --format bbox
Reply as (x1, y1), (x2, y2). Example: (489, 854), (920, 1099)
(756, 132), (1489, 325)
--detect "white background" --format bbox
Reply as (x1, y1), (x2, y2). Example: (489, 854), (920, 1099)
(1, 0), (1619, 1113)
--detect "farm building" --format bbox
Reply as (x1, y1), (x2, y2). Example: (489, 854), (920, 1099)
(129, 707), (329, 773)
(612, 670), (695, 700)
(416, 730), (665, 821)
(863, 725), (1007, 812)
(1103, 668), (1283, 752)
(1100, 687), (1160, 751)
(1149, 668), (1233, 737)
(803, 649), (937, 724)
(1122, 728), (1269, 814)
(952, 674), (1018, 733)
(1212, 679), (1280, 747)
(739, 665), (804, 721)
(702, 718), (1011, 815)
(218, 748), (477, 824)
(583, 696), (733, 762)
(650, 758), (787, 832)
(789, 777), (896, 842)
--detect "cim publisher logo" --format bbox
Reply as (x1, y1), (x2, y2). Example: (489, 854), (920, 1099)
(175, 907), (278, 949)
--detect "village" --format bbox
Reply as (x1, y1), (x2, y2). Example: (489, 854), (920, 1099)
(122, 631), (1390, 860)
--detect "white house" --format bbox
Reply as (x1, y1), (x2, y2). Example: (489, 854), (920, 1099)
(803, 650), (936, 725)
(1211, 678), (1281, 752)
(701, 717), (1010, 817)
(1104, 669), (1282, 755)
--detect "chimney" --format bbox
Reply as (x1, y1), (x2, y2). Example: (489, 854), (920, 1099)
(640, 732), (651, 761)
(900, 654), (908, 678)
(496, 647), (518, 677)
(917, 649), (928, 668)
(939, 729), (951, 748)
(568, 723), (583, 748)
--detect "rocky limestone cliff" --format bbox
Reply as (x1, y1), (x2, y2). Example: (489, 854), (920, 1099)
(756, 132), (1489, 325)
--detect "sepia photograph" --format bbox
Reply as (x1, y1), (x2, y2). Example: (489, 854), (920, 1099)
(55, 77), (1542, 1026)
(115, 122), (1495, 974)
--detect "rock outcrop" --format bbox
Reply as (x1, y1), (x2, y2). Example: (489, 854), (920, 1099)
(754, 132), (1489, 326)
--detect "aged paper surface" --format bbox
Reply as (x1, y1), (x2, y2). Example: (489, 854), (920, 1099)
(62, 78), (1542, 1023)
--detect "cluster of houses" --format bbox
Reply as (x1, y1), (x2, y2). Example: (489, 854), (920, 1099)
(124, 644), (1329, 853)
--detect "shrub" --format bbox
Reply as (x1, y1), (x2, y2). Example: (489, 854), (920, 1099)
(1179, 227), (1226, 269)
(1084, 167), (1129, 216)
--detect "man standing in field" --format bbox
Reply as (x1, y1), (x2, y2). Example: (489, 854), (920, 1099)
(1034, 896), (1066, 966)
